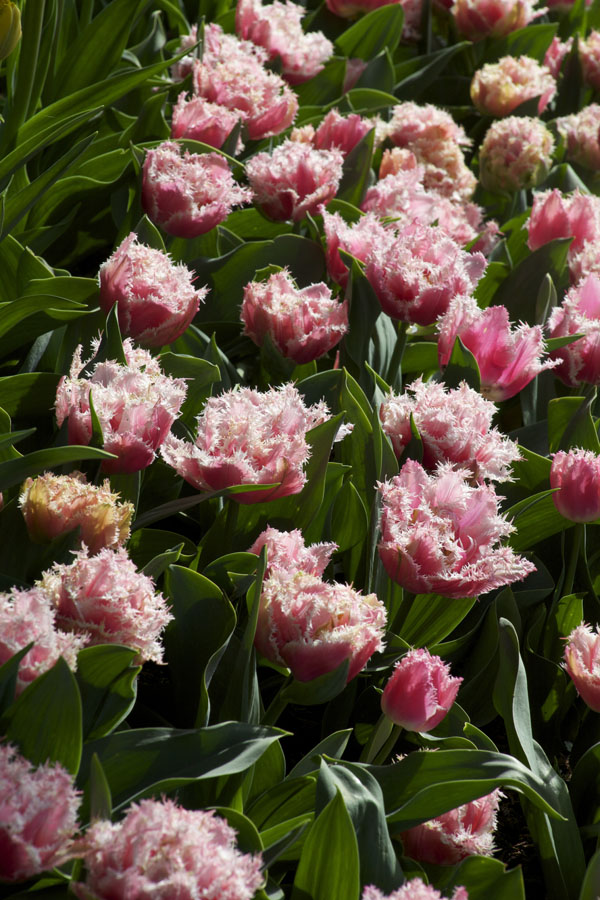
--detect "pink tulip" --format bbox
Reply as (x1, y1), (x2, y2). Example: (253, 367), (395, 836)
(248, 526), (337, 578)
(546, 275), (600, 387)
(381, 648), (462, 731)
(400, 791), (502, 864)
(479, 117), (555, 193)
(255, 570), (386, 682)
(580, 31), (600, 92)
(438, 294), (556, 401)
(378, 461), (535, 598)
(171, 93), (241, 150)
(246, 140), (343, 222)
(0, 587), (85, 695)
(160, 384), (331, 504)
(98, 233), (207, 347)
(71, 799), (263, 900)
(527, 189), (600, 255)
(235, 0), (332, 84)
(363, 882), (468, 900)
(40, 547), (172, 664)
(142, 141), (251, 238)
(55, 339), (187, 474)
(564, 624), (600, 712)
(380, 378), (520, 482)
(343, 57), (368, 92)
(241, 269), (348, 363)
(557, 106), (600, 170)
(470, 56), (556, 117)
(19, 471), (133, 555)
(312, 109), (374, 155)
(550, 450), (600, 523)
(365, 223), (486, 325)
(170, 25), (199, 82)
(322, 210), (391, 289)
(544, 36), (573, 78)
(452, 0), (543, 41)
(0, 744), (80, 881)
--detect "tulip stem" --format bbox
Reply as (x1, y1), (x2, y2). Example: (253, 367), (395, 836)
(261, 676), (292, 726)
(361, 713), (395, 764)
(563, 523), (584, 597)
(372, 725), (402, 766)
(389, 321), (409, 392)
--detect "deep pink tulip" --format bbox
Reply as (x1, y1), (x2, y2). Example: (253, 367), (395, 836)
(564, 624), (600, 711)
(452, 0), (542, 40)
(0, 744), (80, 881)
(171, 93), (240, 150)
(99, 233), (207, 347)
(312, 109), (374, 155)
(470, 56), (556, 117)
(438, 295), (556, 401)
(363, 882), (468, 900)
(248, 526), (337, 578)
(378, 461), (535, 598)
(254, 570), (386, 682)
(544, 36), (573, 78)
(550, 450), (600, 523)
(557, 105), (600, 170)
(381, 648), (462, 732)
(527, 189), (600, 255)
(71, 800), (263, 900)
(479, 117), (555, 193)
(546, 275), (600, 387)
(241, 269), (348, 363)
(322, 210), (390, 289)
(142, 142), (251, 238)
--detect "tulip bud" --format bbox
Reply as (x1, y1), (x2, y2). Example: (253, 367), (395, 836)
(564, 623), (600, 711)
(550, 449), (600, 523)
(381, 648), (462, 732)
(0, 1), (21, 61)
(479, 117), (555, 194)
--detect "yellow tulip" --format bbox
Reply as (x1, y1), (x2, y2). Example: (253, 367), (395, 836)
(0, 0), (21, 61)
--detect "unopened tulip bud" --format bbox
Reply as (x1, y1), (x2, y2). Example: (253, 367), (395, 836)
(381, 648), (462, 732)
(479, 117), (554, 193)
(550, 449), (600, 523)
(0, 0), (21, 61)
(564, 624), (600, 711)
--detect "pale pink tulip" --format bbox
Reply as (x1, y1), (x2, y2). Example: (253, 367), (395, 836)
(322, 210), (392, 289)
(470, 56), (556, 117)
(248, 526), (337, 577)
(452, 0), (543, 40)
(544, 36), (573, 78)
(365, 223), (486, 325)
(19, 471), (133, 555)
(400, 791), (503, 864)
(381, 648), (462, 731)
(171, 93), (241, 150)
(551, 450), (600, 523)
(313, 109), (374, 155)
(40, 547), (172, 664)
(99, 233), (206, 347)
(246, 140), (343, 222)
(255, 570), (386, 681)
(142, 141), (251, 238)
(0, 587), (85, 695)
(564, 624), (600, 711)
(55, 339), (187, 474)
(343, 57), (368, 92)
(170, 25), (199, 82)
(527, 189), (600, 255)
(479, 117), (554, 193)
(546, 275), (600, 387)
(160, 384), (330, 503)
(235, 0), (332, 84)
(378, 461), (535, 598)
(557, 106), (600, 170)
(380, 379), (520, 482)
(0, 744), (80, 881)
(71, 799), (262, 900)
(363, 882), (468, 900)
(241, 269), (348, 363)
(438, 294), (556, 401)
(580, 31), (600, 92)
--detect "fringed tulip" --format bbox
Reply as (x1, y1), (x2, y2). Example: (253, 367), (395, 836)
(322, 210), (392, 288)
(550, 450), (600, 523)
(438, 294), (556, 400)
(527, 189), (600, 254)
(255, 570), (386, 682)
(452, 0), (542, 40)
(160, 384), (331, 503)
(39, 547), (173, 664)
(241, 269), (348, 363)
(564, 624), (600, 711)
(55, 339), (187, 474)
(569, 239), (600, 283)
(0, 744), (80, 881)
(171, 94), (241, 150)
(98, 233), (207, 347)
(381, 648), (462, 731)
(378, 461), (535, 598)
(363, 882), (468, 900)
(171, 25), (199, 81)
(580, 31), (600, 92)
(312, 109), (374, 155)
(380, 378), (520, 482)
(470, 56), (556, 117)
(248, 526), (337, 577)
(479, 117), (554, 193)
(19, 471), (133, 554)
(0, 587), (85, 695)
(142, 141), (251, 238)
(544, 36), (573, 78)
(546, 275), (600, 386)
(71, 799), (263, 900)
(557, 105), (600, 170)
(365, 223), (486, 325)
(235, 0), (332, 84)
(400, 790), (503, 864)
(246, 140), (344, 222)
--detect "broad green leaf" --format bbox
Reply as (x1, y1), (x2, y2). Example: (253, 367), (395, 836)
(394, 594), (476, 646)
(0, 644), (31, 716)
(440, 856), (525, 900)
(548, 395), (600, 454)
(508, 492), (572, 551)
(330, 479), (368, 551)
(89, 753), (112, 823)
(0, 445), (115, 492)
(295, 57), (347, 106)
(443, 336), (481, 392)
(579, 849), (600, 900)
(335, 5), (404, 60)
(395, 42), (470, 99)
(337, 128), (375, 208)
(289, 730), (353, 778)
(76, 645), (140, 741)
(281, 660), (350, 707)
(493, 238), (572, 325)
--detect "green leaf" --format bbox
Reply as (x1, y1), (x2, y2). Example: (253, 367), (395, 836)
(291, 789), (360, 900)
(281, 660), (350, 707)
(76, 645), (140, 741)
(443, 336), (481, 391)
(440, 856), (525, 900)
(159, 352), (219, 422)
(1, 657), (82, 775)
(485, 23), (557, 63)
(335, 5), (404, 60)
(394, 594), (476, 646)
(89, 753), (112, 823)
(330, 479), (368, 551)
(0, 445), (115, 492)
(337, 128), (375, 209)
(395, 42), (470, 100)
(579, 849), (600, 900)
(548, 395), (600, 454)
(289, 730), (352, 779)
(493, 238), (572, 325)
(295, 57), (347, 106)
(0, 644), (31, 716)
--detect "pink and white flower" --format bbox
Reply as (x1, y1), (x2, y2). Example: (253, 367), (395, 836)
(378, 461), (535, 598)
(55, 339), (187, 474)
(452, 0), (543, 40)
(580, 31), (600, 93)
(551, 449), (600, 523)
(98, 233), (207, 347)
(544, 36), (573, 78)
(322, 210), (391, 289)
(71, 799), (263, 900)
(241, 269), (348, 363)
(564, 624), (600, 712)
(381, 648), (462, 732)
(248, 526), (337, 578)
(546, 275), (600, 387)
(312, 109), (374, 155)
(142, 141), (251, 238)
(479, 117), (555, 193)
(363, 881), (468, 900)
(557, 105), (600, 170)
(160, 384), (331, 504)
(171, 93), (241, 150)
(0, 743), (80, 881)
(527, 189), (600, 255)
(470, 56), (556, 117)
